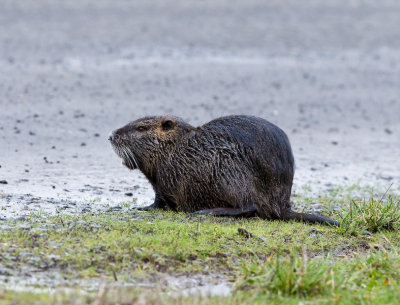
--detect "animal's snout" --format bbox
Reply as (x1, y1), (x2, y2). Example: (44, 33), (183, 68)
(108, 131), (117, 142)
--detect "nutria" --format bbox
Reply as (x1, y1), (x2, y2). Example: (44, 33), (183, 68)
(109, 115), (339, 226)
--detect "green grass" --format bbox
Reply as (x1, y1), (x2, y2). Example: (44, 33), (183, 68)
(0, 191), (400, 304)
(336, 193), (400, 235)
(237, 251), (400, 304)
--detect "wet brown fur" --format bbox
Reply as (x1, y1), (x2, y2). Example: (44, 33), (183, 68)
(109, 115), (339, 226)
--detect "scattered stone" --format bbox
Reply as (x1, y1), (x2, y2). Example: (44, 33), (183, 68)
(271, 81), (281, 90)
(73, 112), (85, 118)
(107, 206), (122, 212)
(384, 128), (392, 135)
(309, 228), (322, 234)
(379, 175), (393, 181)
(0, 180), (8, 184)
(81, 142), (86, 146)
(0, 265), (11, 276)
(81, 206), (91, 213)
(238, 228), (254, 238)
(331, 141), (338, 145)
(363, 231), (372, 236)
(125, 192), (133, 196)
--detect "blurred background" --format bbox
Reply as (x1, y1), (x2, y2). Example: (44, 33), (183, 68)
(1, 0), (399, 217)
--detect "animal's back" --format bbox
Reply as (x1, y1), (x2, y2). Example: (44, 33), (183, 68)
(202, 115), (295, 183)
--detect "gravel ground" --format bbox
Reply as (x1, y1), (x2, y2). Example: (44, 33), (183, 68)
(1, 0), (399, 218)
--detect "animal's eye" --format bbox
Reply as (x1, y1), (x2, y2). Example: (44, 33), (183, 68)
(162, 120), (174, 131)
(137, 126), (146, 132)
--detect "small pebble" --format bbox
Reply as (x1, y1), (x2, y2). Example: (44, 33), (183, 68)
(107, 206), (122, 212)
(384, 128), (392, 135)
(81, 206), (91, 213)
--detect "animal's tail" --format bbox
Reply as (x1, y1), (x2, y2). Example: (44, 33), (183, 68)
(282, 209), (340, 227)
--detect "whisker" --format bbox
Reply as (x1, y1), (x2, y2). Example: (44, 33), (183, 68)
(111, 141), (138, 169)
(121, 146), (134, 168)
(124, 145), (138, 169)
(126, 147), (139, 168)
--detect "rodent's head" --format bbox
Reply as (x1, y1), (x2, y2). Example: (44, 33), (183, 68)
(109, 115), (194, 172)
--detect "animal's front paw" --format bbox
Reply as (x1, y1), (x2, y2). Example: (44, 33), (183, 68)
(134, 205), (154, 211)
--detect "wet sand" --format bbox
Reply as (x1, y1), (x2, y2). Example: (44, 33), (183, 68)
(1, 0), (399, 218)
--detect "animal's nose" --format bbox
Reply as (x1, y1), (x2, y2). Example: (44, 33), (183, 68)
(108, 131), (115, 141)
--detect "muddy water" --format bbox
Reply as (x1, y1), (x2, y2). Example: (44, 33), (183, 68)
(1, 270), (232, 297)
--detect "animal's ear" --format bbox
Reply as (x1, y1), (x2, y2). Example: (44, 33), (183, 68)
(162, 120), (174, 131)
